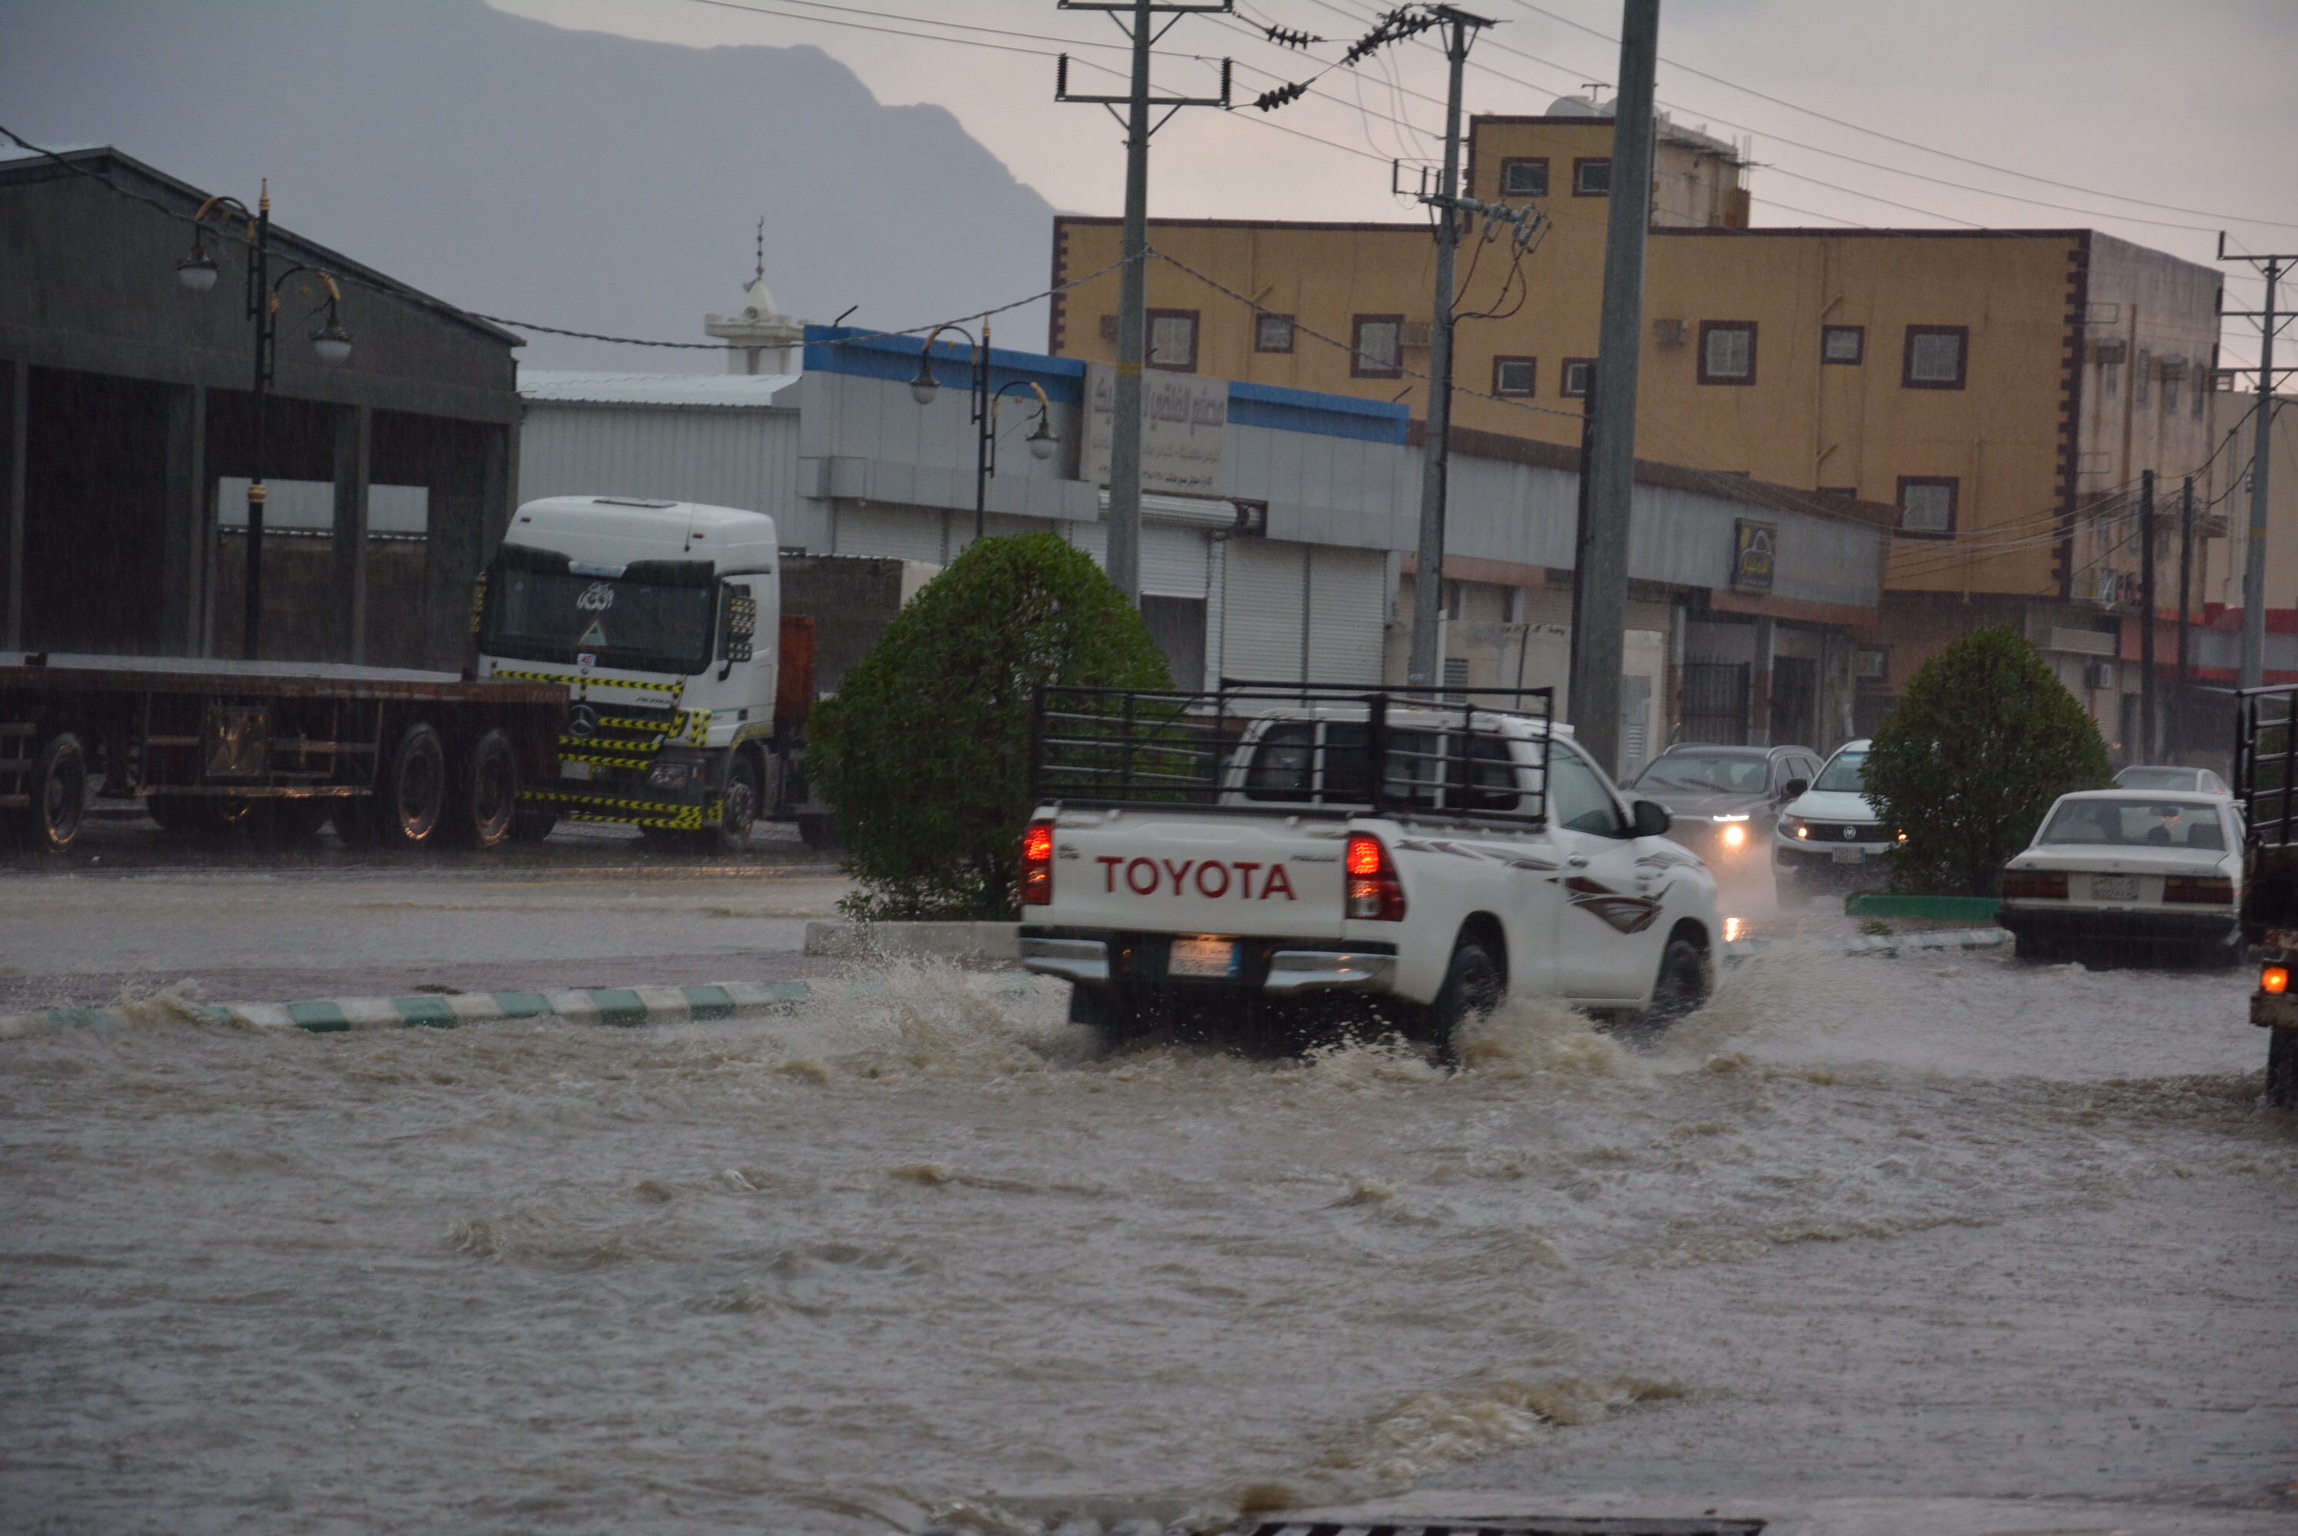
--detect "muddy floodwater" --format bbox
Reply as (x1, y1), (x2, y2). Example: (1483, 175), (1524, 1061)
(4, 945), (2295, 1533)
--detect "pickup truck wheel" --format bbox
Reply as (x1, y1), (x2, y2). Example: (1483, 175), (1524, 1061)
(711, 755), (760, 852)
(24, 731), (87, 853)
(459, 729), (518, 851)
(1644, 936), (1711, 1030)
(2269, 1027), (2298, 1110)
(379, 722), (447, 847)
(1429, 941), (1503, 1059)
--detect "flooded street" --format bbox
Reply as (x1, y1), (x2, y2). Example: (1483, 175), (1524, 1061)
(5, 878), (2295, 1534)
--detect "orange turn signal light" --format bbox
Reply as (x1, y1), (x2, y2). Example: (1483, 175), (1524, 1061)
(2263, 965), (2289, 996)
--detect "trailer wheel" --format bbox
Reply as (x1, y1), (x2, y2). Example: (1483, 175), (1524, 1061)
(459, 729), (518, 851)
(2269, 1027), (2298, 1111)
(712, 753), (760, 852)
(24, 731), (88, 853)
(379, 722), (447, 846)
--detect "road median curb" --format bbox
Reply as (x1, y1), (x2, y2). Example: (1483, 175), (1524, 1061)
(0, 980), (814, 1036)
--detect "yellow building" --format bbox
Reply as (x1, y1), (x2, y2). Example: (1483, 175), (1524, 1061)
(1049, 108), (2227, 750)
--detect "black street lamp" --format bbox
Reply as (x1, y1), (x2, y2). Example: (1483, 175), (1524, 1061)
(174, 183), (353, 658)
(910, 322), (1058, 543)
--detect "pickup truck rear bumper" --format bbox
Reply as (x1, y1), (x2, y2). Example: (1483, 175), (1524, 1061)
(1018, 928), (1398, 995)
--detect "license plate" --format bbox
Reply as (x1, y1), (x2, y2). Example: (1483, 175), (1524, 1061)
(2092, 874), (2138, 901)
(1831, 848), (1863, 865)
(561, 760), (594, 782)
(1169, 937), (1237, 979)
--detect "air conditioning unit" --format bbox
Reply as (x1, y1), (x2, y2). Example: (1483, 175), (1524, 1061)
(1652, 319), (1687, 346)
(1398, 321), (1434, 350)
(2083, 660), (2118, 692)
(2160, 355), (2188, 381)
(1854, 646), (1888, 682)
(2091, 338), (2126, 365)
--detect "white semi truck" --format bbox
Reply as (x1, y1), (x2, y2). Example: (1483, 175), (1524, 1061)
(474, 496), (927, 850)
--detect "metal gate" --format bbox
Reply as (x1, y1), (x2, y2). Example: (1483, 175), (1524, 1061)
(1680, 661), (1750, 744)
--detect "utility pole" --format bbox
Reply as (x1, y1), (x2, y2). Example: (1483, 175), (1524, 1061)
(2218, 236), (2298, 690)
(1567, 0), (1660, 775)
(2178, 474), (2194, 755)
(1404, 7), (1492, 694)
(1056, 1), (1232, 604)
(2139, 468), (2157, 761)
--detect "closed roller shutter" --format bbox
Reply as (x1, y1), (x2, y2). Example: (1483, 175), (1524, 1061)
(1222, 537), (1307, 683)
(835, 504), (944, 564)
(1142, 524), (1209, 599)
(1305, 545), (1387, 685)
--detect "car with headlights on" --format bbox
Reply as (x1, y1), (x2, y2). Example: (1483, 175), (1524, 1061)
(1997, 790), (2243, 965)
(1772, 738), (1899, 904)
(1627, 743), (1821, 878)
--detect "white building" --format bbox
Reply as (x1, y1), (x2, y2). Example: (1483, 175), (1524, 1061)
(516, 326), (1898, 768)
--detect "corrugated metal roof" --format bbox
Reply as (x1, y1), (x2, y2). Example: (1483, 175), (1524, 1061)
(518, 371), (802, 408)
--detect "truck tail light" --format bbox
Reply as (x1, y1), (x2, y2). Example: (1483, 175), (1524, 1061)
(1020, 820), (1054, 906)
(2262, 964), (2289, 996)
(2163, 875), (2234, 905)
(1345, 833), (1405, 921)
(1999, 870), (2067, 900)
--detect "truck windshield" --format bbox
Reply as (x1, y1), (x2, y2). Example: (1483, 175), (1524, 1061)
(481, 550), (716, 676)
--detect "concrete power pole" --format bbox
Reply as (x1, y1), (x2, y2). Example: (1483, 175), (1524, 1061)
(2218, 237), (2297, 690)
(2178, 474), (2194, 753)
(2139, 468), (2156, 760)
(1567, 0), (1660, 775)
(1056, 1), (1232, 605)
(1406, 9), (1492, 693)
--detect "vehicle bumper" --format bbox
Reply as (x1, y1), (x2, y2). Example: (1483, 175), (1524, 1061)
(2253, 989), (2298, 1029)
(1773, 839), (1894, 877)
(523, 747), (722, 829)
(1996, 904), (2236, 945)
(1018, 927), (1398, 995)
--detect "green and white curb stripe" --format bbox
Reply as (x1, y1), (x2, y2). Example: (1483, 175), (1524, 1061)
(1725, 925), (2011, 964)
(2, 980), (812, 1035)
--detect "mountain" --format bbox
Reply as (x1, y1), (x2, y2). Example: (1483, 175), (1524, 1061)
(0, 0), (1059, 368)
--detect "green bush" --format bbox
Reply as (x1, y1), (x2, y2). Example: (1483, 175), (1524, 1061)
(808, 532), (1172, 920)
(1865, 625), (2112, 896)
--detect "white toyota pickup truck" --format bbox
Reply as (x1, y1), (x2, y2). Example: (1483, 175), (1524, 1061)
(1017, 683), (1721, 1052)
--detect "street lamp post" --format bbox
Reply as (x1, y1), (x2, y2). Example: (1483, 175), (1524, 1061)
(174, 182), (353, 658)
(910, 324), (1058, 544)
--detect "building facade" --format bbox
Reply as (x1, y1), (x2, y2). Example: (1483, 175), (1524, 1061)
(520, 325), (1895, 770)
(1046, 110), (2229, 757)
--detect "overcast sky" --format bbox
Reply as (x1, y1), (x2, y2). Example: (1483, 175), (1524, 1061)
(493, 0), (2298, 370)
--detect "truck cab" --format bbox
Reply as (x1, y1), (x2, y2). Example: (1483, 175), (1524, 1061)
(475, 496), (796, 845)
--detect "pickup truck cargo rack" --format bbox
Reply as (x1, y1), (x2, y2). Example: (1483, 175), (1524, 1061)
(1031, 678), (1553, 826)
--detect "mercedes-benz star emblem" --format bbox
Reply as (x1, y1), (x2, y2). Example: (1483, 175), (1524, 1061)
(568, 703), (599, 740)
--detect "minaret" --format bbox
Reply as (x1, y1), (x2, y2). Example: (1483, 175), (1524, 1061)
(703, 219), (805, 374)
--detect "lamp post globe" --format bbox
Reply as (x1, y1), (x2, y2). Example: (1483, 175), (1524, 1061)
(310, 321), (354, 367)
(909, 365), (939, 407)
(175, 251), (220, 294)
(1027, 415), (1057, 461)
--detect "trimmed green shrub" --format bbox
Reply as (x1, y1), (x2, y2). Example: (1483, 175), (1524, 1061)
(1865, 625), (2112, 896)
(809, 532), (1172, 920)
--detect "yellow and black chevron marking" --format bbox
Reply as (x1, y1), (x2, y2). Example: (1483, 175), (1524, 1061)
(490, 668), (684, 696)
(559, 752), (656, 772)
(529, 787), (716, 831)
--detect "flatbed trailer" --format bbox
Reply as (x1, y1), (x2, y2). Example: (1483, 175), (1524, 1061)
(2232, 682), (2298, 1106)
(0, 652), (564, 853)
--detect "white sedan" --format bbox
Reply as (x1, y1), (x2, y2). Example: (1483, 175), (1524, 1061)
(1997, 790), (2243, 965)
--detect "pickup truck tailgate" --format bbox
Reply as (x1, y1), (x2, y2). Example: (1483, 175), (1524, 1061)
(1043, 809), (1350, 939)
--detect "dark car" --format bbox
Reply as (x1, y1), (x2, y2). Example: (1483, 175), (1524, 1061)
(1627, 742), (1823, 874)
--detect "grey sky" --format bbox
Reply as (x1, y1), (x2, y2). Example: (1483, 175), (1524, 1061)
(494, 0), (2298, 369)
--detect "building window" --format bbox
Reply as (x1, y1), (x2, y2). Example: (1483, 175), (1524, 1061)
(1897, 475), (1958, 538)
(1560, 357), (1595, 399)
(2103, 359), (2120, 400)
(1254, 312), (1295, 354)
(1146, 309), (1199, 371)
(1903, 325), (1968, 389)
(1698, 321), (1758, 386)
(1499, 157), (1549, 198)
(1822, 325), (1864, 365)
(1492, 356), (1536, 396)
(2195, 366), (2209, 418)
(1572, 157), (1611, 196)
(1352, 314), (1404, 378)
(2134, 348), (2151, 406)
